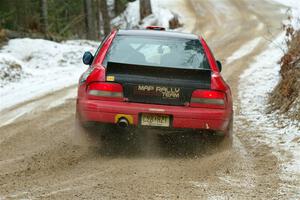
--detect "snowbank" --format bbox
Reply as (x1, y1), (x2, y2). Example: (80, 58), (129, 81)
(238, 0), (300, 196)
(0, 1), (183, 112)
(111, 0), (181, 30)
(271, 0), (300, 29)
(0, 53), (25, 86)
(0, 39), (98, 111)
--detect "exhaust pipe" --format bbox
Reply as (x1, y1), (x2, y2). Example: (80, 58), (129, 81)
(117, 118), (129, 128)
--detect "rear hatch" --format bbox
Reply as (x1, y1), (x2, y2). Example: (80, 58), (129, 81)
(106, 62), (211, 106)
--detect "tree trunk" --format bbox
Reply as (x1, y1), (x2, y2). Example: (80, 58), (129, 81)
(114, 0), (125, 16)
(15, 0), (27, 31)
(139, 0), (152, 20)
(83, 0), (95, 39)
(40, 0), (48, 33)
(96, 0), (102, 39)
(100, 0), (110, 35)
(2, 29), (62, 42)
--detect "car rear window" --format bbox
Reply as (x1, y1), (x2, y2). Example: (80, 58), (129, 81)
(103, 35), (210, 70)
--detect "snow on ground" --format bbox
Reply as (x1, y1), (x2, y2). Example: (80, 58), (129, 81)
(0, 0), (179, 115)
(111, 0), (179, 30)
(226, 37), (262, 65)
(151, 0), (196, 33)
(237, 0), (300, 196)
(271, 0), (300, 29)
(0, 39), (98, 111)
(0, 53), (26, 86)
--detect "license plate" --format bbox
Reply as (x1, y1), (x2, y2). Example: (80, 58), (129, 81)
(141, 114), (170, 127)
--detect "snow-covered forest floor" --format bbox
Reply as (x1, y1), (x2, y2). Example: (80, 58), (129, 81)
(0, 39), (98, 111)
(0, 0), (180, 112)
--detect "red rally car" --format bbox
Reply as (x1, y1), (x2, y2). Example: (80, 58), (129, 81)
(76, 26), (233, 143)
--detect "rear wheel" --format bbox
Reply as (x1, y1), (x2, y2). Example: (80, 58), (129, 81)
(207, 118), (233, 150)
(74, 111), (107, 144)
(75, 110), (133, 144)
(218, 118), (233, 148)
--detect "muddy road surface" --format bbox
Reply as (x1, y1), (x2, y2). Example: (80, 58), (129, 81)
(0, 0), (295, 199)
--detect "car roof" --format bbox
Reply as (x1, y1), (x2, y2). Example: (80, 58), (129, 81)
(117, 29), (199, 40)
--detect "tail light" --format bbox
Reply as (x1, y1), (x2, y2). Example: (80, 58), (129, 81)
(190, 90), (226, 109)
(87, 82), (123, 101)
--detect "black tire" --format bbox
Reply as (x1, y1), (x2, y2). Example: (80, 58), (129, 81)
(219, 118), (233, 149)
(74, 111), (108, 144)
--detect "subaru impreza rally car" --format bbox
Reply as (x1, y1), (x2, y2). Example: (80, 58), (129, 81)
(76, 26), (233, 144)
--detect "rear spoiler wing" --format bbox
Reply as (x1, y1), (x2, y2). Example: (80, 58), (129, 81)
(106, 62), (211, 89)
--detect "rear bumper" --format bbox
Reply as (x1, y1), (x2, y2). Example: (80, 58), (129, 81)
(77, 99), (231, 132)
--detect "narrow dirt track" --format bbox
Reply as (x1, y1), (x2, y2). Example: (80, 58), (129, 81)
(0, 0), (294, 199)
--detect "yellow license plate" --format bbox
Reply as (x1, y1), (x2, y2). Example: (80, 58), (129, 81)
(141, 114), (170, 127)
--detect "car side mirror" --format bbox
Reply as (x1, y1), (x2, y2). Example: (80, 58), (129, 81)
(216, 60), (222, 72)
(82, 51), (94, 65)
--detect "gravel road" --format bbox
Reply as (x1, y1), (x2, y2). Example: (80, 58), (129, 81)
(0, 0), (295, 199)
